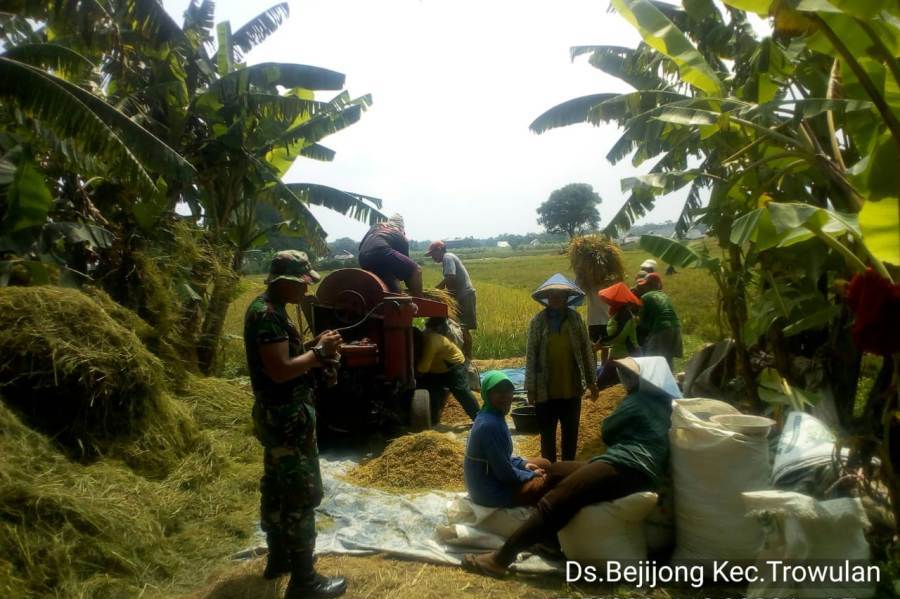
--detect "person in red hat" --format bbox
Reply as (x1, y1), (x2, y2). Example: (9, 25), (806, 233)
(635, 273), (682, 369)
(427, 240), (477, 360)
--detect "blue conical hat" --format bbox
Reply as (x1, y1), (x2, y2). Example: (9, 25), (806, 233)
(531, 273), (585, 307)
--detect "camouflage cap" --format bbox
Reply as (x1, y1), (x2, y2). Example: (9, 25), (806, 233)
(266, 250), (321, 285)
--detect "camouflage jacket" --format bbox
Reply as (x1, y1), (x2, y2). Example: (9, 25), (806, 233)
(243, 292), (311, 406)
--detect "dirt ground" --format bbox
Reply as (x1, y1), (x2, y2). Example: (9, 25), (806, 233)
(185, 362), (638, 599)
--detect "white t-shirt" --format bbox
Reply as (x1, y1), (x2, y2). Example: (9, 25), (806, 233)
(584, 284), (610, 327)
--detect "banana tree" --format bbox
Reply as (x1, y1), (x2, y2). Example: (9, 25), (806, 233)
(164, 4), (384, 373)
(0, 10), (195, 286)
(533, 0), (898, 401)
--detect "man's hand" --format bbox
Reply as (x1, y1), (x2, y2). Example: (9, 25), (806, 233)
(318, 330), (342, 356)
(588, 384), (599, 402)
(525, 463), (545, 476)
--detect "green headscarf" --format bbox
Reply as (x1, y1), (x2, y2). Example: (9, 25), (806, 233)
(480, 370), (514, 413)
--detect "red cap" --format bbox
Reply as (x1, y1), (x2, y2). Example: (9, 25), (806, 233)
(425, 240), (446, 256)
(637, 272), (662, 290)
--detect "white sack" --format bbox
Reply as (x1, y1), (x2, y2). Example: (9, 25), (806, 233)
(743, 490), (874, 599)
(444, 496), (534, 549)
(670, 401), (770, 561)
(557, 491), (658, 564)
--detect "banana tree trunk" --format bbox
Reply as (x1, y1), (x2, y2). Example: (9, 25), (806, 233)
(719, 238), (759, 408)
(196, 249), (243, 375)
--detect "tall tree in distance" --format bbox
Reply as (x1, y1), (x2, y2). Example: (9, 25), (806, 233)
(536, 183), (601, 238)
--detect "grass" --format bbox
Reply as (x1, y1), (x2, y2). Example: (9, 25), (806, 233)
(220, 246), (723, 376)
(420, 246), (722, 370)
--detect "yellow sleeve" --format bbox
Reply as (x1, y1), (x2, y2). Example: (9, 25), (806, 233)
(417, 332), (438, 373)
(438, 334), (465, 366)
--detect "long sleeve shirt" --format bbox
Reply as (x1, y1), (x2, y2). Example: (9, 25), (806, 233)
(464, 411), (535, 507)
(637, 291), (680, 340)
(524, 308), (596, 404)
(417, 330), (465, 374)
(593, 389), (673, 487)
(606, 311), (639, 359)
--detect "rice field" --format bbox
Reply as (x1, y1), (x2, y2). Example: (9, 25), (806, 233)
(222, 245), (722, 375)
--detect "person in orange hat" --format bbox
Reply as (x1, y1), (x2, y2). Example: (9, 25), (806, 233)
(595, 282), (642, 389)
(427, 240), (477, 360)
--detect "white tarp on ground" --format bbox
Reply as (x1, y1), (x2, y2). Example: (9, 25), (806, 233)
(245, 456), (560, 574)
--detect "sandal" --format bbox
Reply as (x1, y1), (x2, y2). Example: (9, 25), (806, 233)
(461, 553), (507, 579)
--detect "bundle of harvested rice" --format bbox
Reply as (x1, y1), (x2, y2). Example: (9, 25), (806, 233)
(0, 286), (199, 475)
(515, 385), (626, 461)
(568, 235), (625, 288)
(345, 431), (466, 492)
(423, 288), (460, 321)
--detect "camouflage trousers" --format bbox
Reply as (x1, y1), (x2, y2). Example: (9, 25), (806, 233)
(253, 392), (323, 554)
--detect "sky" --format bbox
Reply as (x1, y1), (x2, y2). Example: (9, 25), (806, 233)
(162, 0), (692, 241)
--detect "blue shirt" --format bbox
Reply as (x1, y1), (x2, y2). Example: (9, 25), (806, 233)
(464, 410), (535, 507)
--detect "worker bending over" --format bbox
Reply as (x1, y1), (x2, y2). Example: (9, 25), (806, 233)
(427, 240), (477, 360)
(635, 273), (683, 370)
(416, 317), (480, 423)
(357, 213), (423, 296)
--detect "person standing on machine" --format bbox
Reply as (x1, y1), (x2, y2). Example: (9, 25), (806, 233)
(358, 214), (424, 296)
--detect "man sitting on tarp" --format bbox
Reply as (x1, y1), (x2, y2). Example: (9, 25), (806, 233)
(464, 371), (552, 507)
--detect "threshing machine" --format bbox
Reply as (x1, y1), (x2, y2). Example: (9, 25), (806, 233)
(305, 268), (449, 436)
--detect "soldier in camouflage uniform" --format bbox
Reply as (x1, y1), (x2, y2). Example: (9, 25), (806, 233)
(244, 250), (347, 598)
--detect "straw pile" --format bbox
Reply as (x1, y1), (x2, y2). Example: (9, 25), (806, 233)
(471, 357), (525, 370)
(0, 376), (262, 597)
(515, 385), (626, 461)
(568, 235), (625, 288)
(0, 286), (200, 476)
(345, 431), (466, 492)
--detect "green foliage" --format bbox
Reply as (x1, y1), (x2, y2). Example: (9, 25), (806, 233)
(610, 0), (724, 95)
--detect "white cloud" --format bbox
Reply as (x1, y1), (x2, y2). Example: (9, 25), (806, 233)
(163, 0), (692, 241)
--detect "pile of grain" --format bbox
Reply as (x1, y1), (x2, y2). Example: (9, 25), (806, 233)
(568, 235), (625, 288)
(438, 392), (480, 427)
(515, 385), (626, 461)
(346, 431), (466, 492)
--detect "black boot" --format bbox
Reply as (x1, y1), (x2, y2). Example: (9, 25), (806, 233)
(285, 549), (347, 599)
(263, 533), (291, 580)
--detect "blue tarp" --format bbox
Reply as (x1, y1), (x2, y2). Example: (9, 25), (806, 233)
(499, 367), (525, 392)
